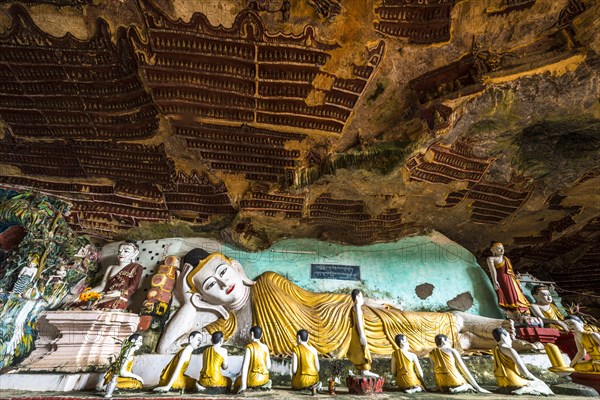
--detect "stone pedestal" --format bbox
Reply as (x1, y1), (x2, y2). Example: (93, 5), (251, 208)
(346, 375), (384, 395)
(571, 372), (600, 393)
(19, 310), (139, 372)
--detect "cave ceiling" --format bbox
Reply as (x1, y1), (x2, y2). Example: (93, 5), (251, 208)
(0, 0), (599, 295)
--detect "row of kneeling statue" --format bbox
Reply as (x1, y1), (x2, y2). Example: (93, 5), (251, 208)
(100, 314), (600, 397)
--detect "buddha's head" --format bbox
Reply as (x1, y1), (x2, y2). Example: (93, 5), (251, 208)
(118, 240), (139, 266)
(189, 331), (203, 349)
(490, 242), (504, 257)
(184, 249), (254, 311)
(531, 285), (553, 305)
(564, 315), (585, 333)
(297, 329), (309, 344)
(395, 334), (408, 349)
(492, 327), (511, 345)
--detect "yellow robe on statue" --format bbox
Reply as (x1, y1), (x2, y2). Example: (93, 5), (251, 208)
(347, 307), (372, 370)
(103, 358), (143, 390)
(540, 304), (566, 330)
(292, 344), (320, 390)
(492, 347), (530, 388)
(429, 348), (467, 391)
(574, 332), (600, 373)
(199, 346), (231, 388)
(206, 272), (459, 357)
(393, 349), (424, 390)
(158, 347), (196, 390)
(234, 341), (270, 389)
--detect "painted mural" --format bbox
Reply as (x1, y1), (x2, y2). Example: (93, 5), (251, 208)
(0, 189), (97, 367)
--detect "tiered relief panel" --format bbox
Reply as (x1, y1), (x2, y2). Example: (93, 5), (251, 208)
(162, 171), (237, 223)
(134, 0), (384, 137)
(406, 143), (490, 184)
(408, 54), (484, 130)
(303, 193), (407, 245)
(407, 143), (531, 224)
(174, 121), (306, 183)
(374, 0), (458, 44)
(0, 5), (158, 140)
(0, 139), (174, 183)
(240, 191), (305, 219)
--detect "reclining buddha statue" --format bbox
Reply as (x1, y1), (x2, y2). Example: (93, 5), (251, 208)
(157, 249), (515, 357)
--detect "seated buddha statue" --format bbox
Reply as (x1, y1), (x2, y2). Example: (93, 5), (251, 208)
(429, 334), (490, 394)
(492, 328), (553, 395)
(565, 315), (600, 373)
(234, 326), (271, 393)
(154, 331), (202, 393)
(391, 334), (425, 393)
(157, 249), (516, 358)
(291, 329), (321, 391)
(102, 333), (144, 397)
(197, 331), (232, 393)
(529, 285), (568, 331)
(91, 240), (142, 310)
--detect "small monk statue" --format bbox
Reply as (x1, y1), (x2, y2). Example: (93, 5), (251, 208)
(565, 315), (600, 373)
(492, 328), (554, 395)
(92, 240), (142, 310)
(291, 329), (321, 391)
(486, 242), (530, 314)
(234, 326), (271, 393)
(391, 334), (425, 393)
(197, 331), (232, 393)
(429, 334), (490, 394)
(102, 333), (144, 397)
(154, 331), (202, 393)
(529, 285), (568, 331)
(347, 289), (379, 377)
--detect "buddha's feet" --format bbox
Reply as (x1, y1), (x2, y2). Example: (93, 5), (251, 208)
(359, 370), (380, 378)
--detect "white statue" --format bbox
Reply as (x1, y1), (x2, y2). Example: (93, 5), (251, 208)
(492, 327), (553, 395)
(529, 285), (568, 331)
(91, 241), (142, 310)
(429, 334), (490, 394)
(158, 249), (518, 357)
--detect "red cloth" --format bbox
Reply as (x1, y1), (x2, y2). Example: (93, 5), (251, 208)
(494, 256), (530, 312)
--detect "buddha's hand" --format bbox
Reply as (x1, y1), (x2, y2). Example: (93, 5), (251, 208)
(493, 281), (500, 290)
(153, 386), (170, 393)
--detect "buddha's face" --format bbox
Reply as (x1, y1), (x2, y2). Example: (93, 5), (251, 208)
(190, 255), (245, 307)
(534, 289), (553, 305)
(491, 243), (504, 257)
(118, 244), (138, 265)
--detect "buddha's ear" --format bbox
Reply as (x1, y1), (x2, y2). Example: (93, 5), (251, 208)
(190, 293), (229, 319)
(231, 259), (255, 286)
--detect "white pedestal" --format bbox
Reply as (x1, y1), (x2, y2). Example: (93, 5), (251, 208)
(19, 310), (139, 372)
